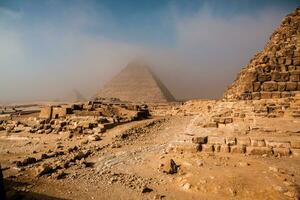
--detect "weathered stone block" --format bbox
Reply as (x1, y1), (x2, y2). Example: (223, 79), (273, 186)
(253, 82), (261, 92)
(286, 58), (293, 65)
(214, 144), (221, 152)
(252, 92), (261, 100)
(286, 82), (297, 91)
(220, 145), (230, 153)
(258, 73), (271, 82)
(281, 92), (291, 98)
(201, 144), (214, 152)
(271, 92), (281, 98)
(230, 145), (246, 153)
(273, 148), (291, 156)
(262, 82), (278, 91)
(192, 136), (208, 144)
(278, 82), (286, 91)
(271, 71), (281, 81)
(250, 138), (266, 147)
(246, 147), (273, 155)
(280, 72), (289, 81)
(293, 57), (300, 65)
(225, 137), (236, 146)
(260, 92), (272, 99)
(298, 82), (300, 91)
(278, 57), (286, 64)
(39, 106), (52, 119)
(291, 140), (300, 149)
(266, 140), (291, 148)
(208, 136), (225, 145)
(288, 65), (296, 71)
(203, 122), (218, 128)
(290, 70), (300, 82)
(291, 149), (300, 157)
(224, 118), (233, 124)
(237, 137), (251, 146)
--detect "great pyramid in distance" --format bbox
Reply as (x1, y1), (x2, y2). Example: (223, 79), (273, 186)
(96, 60), (175, 103)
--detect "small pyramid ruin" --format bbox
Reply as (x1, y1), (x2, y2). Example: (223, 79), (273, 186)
(224, 7), (300, 100)
(96, 60), (175, 103)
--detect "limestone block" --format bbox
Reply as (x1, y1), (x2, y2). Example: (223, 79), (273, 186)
(224, 118), (233, 124)
(208, 136), (226, 145)
(281, 92), (291, 98)
(271, 92), (281, 98)
(250, 138), (266, 147)
(278, 57), (286, 64)
(298, 82), (300, 91)
(290, 70), (300, 82)
(246, 147), (273, 155)
(230, 145), (246, 153)
(286, 82), (297, 91)
(273, 148), (291, 156)
(258, 73), (271, 82)
(253, 82), (261, 92)
(201, 144), (214, 152)
(203, 122), (218, 128)
(271, 71), (281, 81)
(220, 145), (230, 153)
(291, 149), (300, 157)
(278, 82), (286, 91)
(192, 136), (208, 144)
(286, 58), (293, 65)
(39, 106), (52, 119)
(214, 144), (221, 152)
(260, 92), (272, 99)
(288, 65), (296, 71)
(279, 72), (289, 81)
(266, 140), (291, 148)
(225, 137), (236, 146)
(291, 140), (300, 149)
(237, 137), (251, 146)
(252, 92), (261, 100)
(293, 57), (300, 65)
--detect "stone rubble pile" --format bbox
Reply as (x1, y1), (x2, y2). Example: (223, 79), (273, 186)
(224, 7), (300, 100)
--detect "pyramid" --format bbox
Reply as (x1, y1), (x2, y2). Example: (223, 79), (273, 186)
(224, 7), (300, 100)
(96, 60), (175, 103)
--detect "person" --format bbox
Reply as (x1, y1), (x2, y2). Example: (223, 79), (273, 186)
(0, 165), (6, 200)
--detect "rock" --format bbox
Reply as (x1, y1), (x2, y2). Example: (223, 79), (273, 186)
(16, 157), (37, 167)
(273, 148), (291, 156)
(0, 166), (6, 200)
(162, 159), (178, 174)
(246, 147), (273, 155)
(181, 183), (191, 190)
(192, 136), (207, 144)
(88, 134), (101, 142)
(55, 171), (67, 179)
(208, 136), (225, 145)
(36, 164), (54, 177)
(201, 144), (214, 152)
(141, 186), (153, 193)
(230, 145), (246, 154)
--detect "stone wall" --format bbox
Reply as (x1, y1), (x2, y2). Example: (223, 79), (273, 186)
(224, 7), (300, 100)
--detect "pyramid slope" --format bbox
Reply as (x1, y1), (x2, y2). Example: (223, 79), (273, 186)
(96, 60), (175, 103)
(224, 7), (300, 100)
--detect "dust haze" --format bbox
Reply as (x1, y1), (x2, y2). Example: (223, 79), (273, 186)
(0, 2), (294, 102)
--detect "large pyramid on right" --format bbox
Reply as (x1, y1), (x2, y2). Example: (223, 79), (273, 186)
(224, 7), (300, 100)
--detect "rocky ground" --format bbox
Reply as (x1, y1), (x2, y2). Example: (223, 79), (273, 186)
(1, 98), (300, 200)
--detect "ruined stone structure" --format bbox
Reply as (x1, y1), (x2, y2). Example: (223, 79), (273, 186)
(224, 7), (300, 100)
(96, 60), (175, 103)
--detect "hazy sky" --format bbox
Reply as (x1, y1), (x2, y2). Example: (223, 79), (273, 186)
(0, 0), (299, 102)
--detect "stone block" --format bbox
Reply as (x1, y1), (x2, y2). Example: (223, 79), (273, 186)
(266, 140), (291, 148)
(293, 57), (300, 65)
(208, 136), (226, 145)
(224, 118), (233, 124)
(291, 149), (300, 157)
(260, 92), (272, 99)
(271, 92), (281, 98)
(258, 73), (271, 82)
(39, 106), (52, 119)
(286, 82), (297, 91)
(230, 145), (246, 153)
(278, 82), (286, 91)
(225, 137), (236, 146)
(203, 122), (218, 128)
(290, 75), (300, 82)
(220, 145), (230, 153)
(291, 140), (300, 149)
(281, 92), (291, 98)
(237, 137), (251, 146)
(273, 148), (291, 156)
(298, 82), (300, 91)
(279, 72), (289, 81)
(246, 147), (273, 155)
(252, 92), (261, 100)
(262, 81), (278, 91)
(201, 144), (214, 152)
(214, 144), (221, 152)
(253, 82), (261, 92)
(286, 58), (293, 65)
(271, 71), (281, 81)
(288, 65), (296, 71)
(250, 138), (266, 147)
(192, 136), (208, 144)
